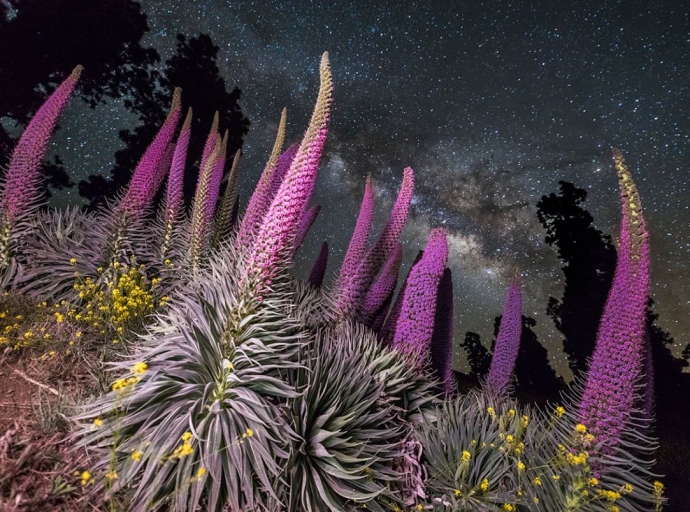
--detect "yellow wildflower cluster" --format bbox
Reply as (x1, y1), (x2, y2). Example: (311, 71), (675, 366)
(173, 431), (195, 458)
(479, 478), (489, 492)
(554, 406), (566, 418)
(67, 257), (169, 341)
(566, 451), (589, 466)
(112, 362), (148, 392)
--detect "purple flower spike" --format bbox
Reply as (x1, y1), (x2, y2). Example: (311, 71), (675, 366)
(379, 250), (424, 345)
(294, 204), (321, 254)
(334, 174), (375, 292)
(336, 168), (414, 318)
(236, 109), (289, 248)
(578, 149), (650, 452)
(120, 88), (182, 221)
(392, 228), (448, 365)
(307, 241), (329, 288)
(360, 243), (402, 325)
(213, 149), (242, 247)
(206, 130), (228, 225)
(1, 65), (82, 224)
(164, 107), (193, 228)
(429, 268), (455, 395)
(485, 278), (523, 397)
(200, 111), (220, 172)
(247, 52), (333, 285)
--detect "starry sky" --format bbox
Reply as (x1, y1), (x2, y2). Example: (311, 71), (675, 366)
(46, 0), (689, 377)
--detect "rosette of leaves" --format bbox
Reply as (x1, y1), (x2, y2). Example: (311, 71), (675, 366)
(73, 244), (307, 511)
(417, 390), (527, 510)
(284, 329), (409, 512)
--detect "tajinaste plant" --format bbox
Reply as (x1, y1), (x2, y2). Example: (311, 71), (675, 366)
(117, 88), (182, 223)
(246, 52), (333, 286)
(294, 204), (321, 253)
(0, 65), (82, 285)
(577, 148), (651, 454)
(333, 173), (374, 292)
(359, 242), (403, 326)
(485, 278), (523, 397)
(392, 228), (448, 366)
(307, 241), (329, 288)
(160, 107), (193, 262)
(236, 108), (287, 248)
(334, 168), (414, 319)
(211, 149), (242, 248)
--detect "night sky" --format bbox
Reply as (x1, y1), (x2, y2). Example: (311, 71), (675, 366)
(48, 1), (689, 378)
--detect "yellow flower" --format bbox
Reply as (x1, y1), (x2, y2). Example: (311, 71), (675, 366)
(461, 450), (471, 463)
(480, 478), (489, 492)
(589, 477), (599, 486)
(533, 476), (542, 486)
(575, 423), (587, 434)
(521, 415), (529, 428)
(454, 489), (461, 497)
(505, 434), (514, 444)
(105, 470), (118, 481)
(181, 431), (193, 442)
(131, 450), (143, 462)
(555, 406), (565, 418)
(91, 418), (103, 430)
(487, 407), (495, 418)
(653, 481), (664, 497)
(70, 258), (77, 265)
(80, 470), (91, 486)
(621, 483), (633, 494)
(508, 409), (515, 418)
(552, 474), (560, 481)
(517, 461), (525, 471)
(131, 362), (148, 375)
(502, 505), (515, 512)
(598, 490), (621, 502)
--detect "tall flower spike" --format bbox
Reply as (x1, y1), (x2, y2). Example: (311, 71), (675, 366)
(334, 174), (375, 292)
(188, 135), (221, 269)
(379, 250), (424, 345)
(336, 168), (414, 318)
(578, 148), (650, 452)
(307, 241), (329, 288)
(164, 107), (193, 229)
(429, 268), (455, 395)
(236, 109), (288, 247)
(200, 111), (220, 171)
(212, 149), (242, 248)
(247, 52), (333, 284)
(359, 243), (402, 325)
(392, 228), (448, 365)
(294, 204), (321, 254)
(485, 277), (523, 397)
(120, 87), (182, 221)
(1, 65), (82, 225)
(206, 129), (229, 225)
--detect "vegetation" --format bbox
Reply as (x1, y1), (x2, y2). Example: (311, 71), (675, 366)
(0, 52), (671, 511)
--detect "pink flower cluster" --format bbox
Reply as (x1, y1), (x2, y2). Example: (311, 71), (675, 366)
(1, 66), (82, 224)
(247, 53), (333, 284)
(392, 228), (448, 365)
(577, 149), (650, 452)
(120, 88), (182, 221)
(335, 168), (414, 318)
(485, 278), (523, 396)
(360, 243), (402, 325)
(163, 108), (193, 227)
(307, 241), (329, 288)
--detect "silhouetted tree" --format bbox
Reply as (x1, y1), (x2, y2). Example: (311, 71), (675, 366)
(0, 0), (158, 199)
(459, 332), (491, 381)
(502, 316), (565, 406)
(536, 181), (617, 377)
(80, 33), (249, 211)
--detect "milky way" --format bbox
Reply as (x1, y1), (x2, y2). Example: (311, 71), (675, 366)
(46, 0), (690, 377)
